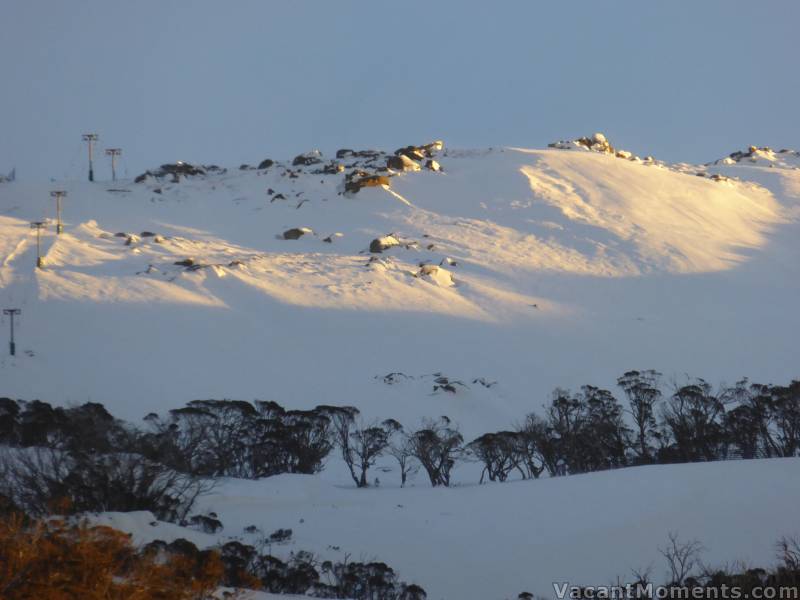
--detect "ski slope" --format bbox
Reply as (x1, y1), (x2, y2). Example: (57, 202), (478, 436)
(0, 141), (798, 435)
(94, 457), (800, 600)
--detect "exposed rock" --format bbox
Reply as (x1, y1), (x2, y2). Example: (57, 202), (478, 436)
(320, 161), (345, 175)
(432, 374), (466, 394)
(134, 161), (206, 183)
(378, 372), (412, 385)
(292, 151), (323, 166)
(140, 231), (156, 237)
(418, 263), (454, 286)
(425, 159), (441, 172)
(282, 227), (312, 240)
(369, 234), (401, 253)
(549, 133), (615, 154)
(257, 158), (275, 170)
(158, 162), (206, 176)
(472, 377), (497, 388)
(387, 154), (421, 172)
(394, 146), (426, 161)
(345, 174), (391, 193)
(337, 148), (383, 159)
(395, 141), (444, 161)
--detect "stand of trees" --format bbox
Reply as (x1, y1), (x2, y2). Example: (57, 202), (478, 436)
(470, 373), (800, 483)
(0, 372), (798, 515)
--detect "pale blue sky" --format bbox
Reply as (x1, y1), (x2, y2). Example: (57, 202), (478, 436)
(1, 0), (798, 180)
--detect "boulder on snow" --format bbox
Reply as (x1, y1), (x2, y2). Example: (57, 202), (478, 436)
(575, 133), (614, 153)
(424, 159), (441, 172)
(345, 174), (391, 193)
(418, 263), (454, 286)
(369, 234), (401, 253)
(394, 146), (426, 161)
(292, 151), (323, 166)
(282, 227), (312, 240)
(320, 161), (345, 175)
(395, 141), (443, 161)
(387, 154), (421, 172)
(549, 133), (616, 155)
(257, 158), (275, 170)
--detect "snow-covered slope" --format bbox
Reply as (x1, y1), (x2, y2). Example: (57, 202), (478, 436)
(94, 457), (800, 600)
(0, 141), (798, 433)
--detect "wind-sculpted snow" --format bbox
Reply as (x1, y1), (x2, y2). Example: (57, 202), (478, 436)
(0, 142), (798, 425)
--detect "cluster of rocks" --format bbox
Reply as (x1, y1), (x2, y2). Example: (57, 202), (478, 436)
(345, 171), (391, 193)
(101, 230), (166, 245)
(367, 233), (426, 253)
(695, 172), (731, 182)
(549, 132), (644, 160)
(376, 371), (496, 394)
(280, 228), (341, 243)
(134, 162), (224, 183)
(714, 145), (799, 165)
(342, 140), (444, 193)
(171, 257), (245, 272)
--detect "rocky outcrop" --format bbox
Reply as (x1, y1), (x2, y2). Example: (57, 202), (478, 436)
(134, 161), (208, 183)
(282, 227), (313, 240)
(387, 154), (421, 172)
(369, 234), (401, 253)
(292, 151), (323, 166)
(345, 173), (391, 193)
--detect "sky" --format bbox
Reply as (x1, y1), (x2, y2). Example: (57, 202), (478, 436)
(0, 0), (798, 181)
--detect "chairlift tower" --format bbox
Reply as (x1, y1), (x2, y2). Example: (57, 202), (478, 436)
(82, 133), (99, 182)
(30, 221), (47, 268)
(2, 308), (20, 356)
(105, 148), (122, 181)
(51, 190), (66, 234)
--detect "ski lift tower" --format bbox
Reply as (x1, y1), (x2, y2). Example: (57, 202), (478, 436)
(82, 133), (99, 182)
